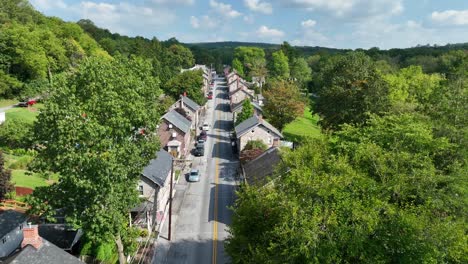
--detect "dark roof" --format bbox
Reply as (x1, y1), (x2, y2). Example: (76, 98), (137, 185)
(0, 210), (27, 238)
(243, 147), (282, 185)
(182, 96), (200, 112)
(131, 200), (153, 213)
(162, 110), (191, 134)
(142, 150), (173, 186)
(234, 115), (283, 138)
(38, 225), (83, 251)
(4, 239), (83, 264)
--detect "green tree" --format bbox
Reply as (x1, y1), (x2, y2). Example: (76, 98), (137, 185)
(290, 57), (311, 89)
(27, 56), (162, 264)
(232, 58), (244, 77)
(164, 69), (206, 106)
(166, 44), (195, 69)
(314, 52), (390, 130)
(280, 41), (299, 63)
(263, 80), (305, 130)
(0, 119), (33, 149)
(243, 139), (268, 151)
(268, 50), (290, 80)
(0, 151), (14, 201)
(233, 46), (266, 78)
(235, 98), (254, 126)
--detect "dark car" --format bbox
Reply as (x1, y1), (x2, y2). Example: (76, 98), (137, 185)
(194, 143), (205, 156)
(198, 131), (207, 141)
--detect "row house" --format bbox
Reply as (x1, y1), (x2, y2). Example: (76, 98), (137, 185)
(158, 109), (192, 158)
(169, 96), (201, 130)
(234, 115), (283, 152)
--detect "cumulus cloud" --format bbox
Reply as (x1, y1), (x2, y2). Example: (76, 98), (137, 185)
(278, 0), (403, 19)
(431, 10), (468, 25)
(190, 15), (217, 29)
(209, 0), (242, 18)
(30, 0), (67, 10)
(301, 19), (316, 28)
(257, 25), (284, 38)
(244, 0), (273, 14)
(152, 0), (194, 4)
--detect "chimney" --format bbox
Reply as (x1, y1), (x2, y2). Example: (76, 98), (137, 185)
(22, 223), (43, 249)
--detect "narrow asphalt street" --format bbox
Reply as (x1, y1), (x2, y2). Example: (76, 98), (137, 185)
(153, 75), (238, 264)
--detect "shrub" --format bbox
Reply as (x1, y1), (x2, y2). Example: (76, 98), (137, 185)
(0, 119), (33, 149)
(244, 140), (268, 151)
(9, 155), (34, 170)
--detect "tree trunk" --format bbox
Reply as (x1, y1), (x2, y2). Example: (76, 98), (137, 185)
(115, 233), (127, 264)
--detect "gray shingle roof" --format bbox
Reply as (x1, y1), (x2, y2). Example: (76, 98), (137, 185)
(234, 115), (283, 138)
(182, 96), (200, 112)
(38, 225), (83, 251)
(142, 150), (173, 186)
(4, 239), (84, 264)
(243, 147), (281, 186)
(162, 109), (191, 134)
(0, 210), (27, 238)
(232, 100), (262, 113)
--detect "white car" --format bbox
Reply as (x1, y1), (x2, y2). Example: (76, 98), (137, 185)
(202, 123), (210, 131)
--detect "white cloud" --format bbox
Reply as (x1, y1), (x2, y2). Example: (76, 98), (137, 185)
(190, 16), (200, 28)
(209, 0), (242, 18)
(278, 0), (403, 19)
(30, 0), (67, 10)
(244, 0), (273, 14)
(190, 15), (217, 29)
(79, 1), (175, 35)
(257, 25), (284, 38)
(152, 0), (194, 4)
(301, 19), (316, 28)
(243, 15), (255, 24)
(431, 10), (468, 26)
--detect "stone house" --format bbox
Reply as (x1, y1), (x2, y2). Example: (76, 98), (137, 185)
(231, 100), (263, 123)
(0, 210), (27, 258)
(234, 115), (283, 152)
(230, 87), (255, 110)
(133, 150), (173, 231)
(169, 96), (201, 130)
(158, 110), (192, 158)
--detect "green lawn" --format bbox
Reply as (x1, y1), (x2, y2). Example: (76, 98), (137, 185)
(5, 103), (43, 124)
(0, 99), (18, 108)
(283, 107), (322, 142)
(11, 170), (49, 189)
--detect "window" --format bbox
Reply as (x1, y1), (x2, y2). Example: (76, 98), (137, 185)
(19, 224), (23, 230)
(138, 185), (144, 195)
(2, 238), (6, 244)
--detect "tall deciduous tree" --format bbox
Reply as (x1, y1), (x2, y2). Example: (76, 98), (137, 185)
(314, 52), (390, 130)
(232, 58), (245, 77)
(164, 69), (206, 106)
(0, 151), (14, 201)
(268, 50), (290, 80)
(233, 46), (266, 78)
(263, 80), (305, 130)
(235, 98), (254, 126)
(290, 57), (311, 89)
(28, 56), (162, 264)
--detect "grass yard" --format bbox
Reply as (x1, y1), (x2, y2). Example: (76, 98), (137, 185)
(4, 152), (58, 189)
(0, 99), (18, 108)
(282, 107), (322, 142)
(5, 103), (43, 124)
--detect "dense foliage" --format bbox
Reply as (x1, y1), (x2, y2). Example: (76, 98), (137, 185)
(0, 151), (14, 201)
(164, 69), (206, 106)
(235, 98), (254, 126)
(27, 56), (162, 263)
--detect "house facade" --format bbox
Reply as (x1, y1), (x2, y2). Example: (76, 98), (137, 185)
(169, 96), (201, 130)
(158, 110), (192, 158)
(230, 87), (255, 109)
(0, 210), (27, 259)
(135, 150), (173, 231)
(235, 115), (283, 152)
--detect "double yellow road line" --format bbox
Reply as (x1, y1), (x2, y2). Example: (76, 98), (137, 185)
(212, 90), (221, 264)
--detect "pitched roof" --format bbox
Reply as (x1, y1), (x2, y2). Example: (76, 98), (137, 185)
(229, 87), (254, 98)
(182, 96), (200, 112)
(4, 239), (83, 264)
(161, 109), (191, 134)
(0, 210), (27, 238)
(232, 100), (263, 113)
(142, 150), (173, 186)
(38, 225), (83, 251)
(235, 115), (283, 138)
(243, 147), (282, 186)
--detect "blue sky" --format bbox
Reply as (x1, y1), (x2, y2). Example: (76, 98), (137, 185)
(30, 0), (468, 49)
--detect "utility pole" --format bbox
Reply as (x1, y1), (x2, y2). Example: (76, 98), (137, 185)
(168, 159), (174, 240)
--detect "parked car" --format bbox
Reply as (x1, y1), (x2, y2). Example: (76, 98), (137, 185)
(195, 139), (205, 146)
(17, 99), (37, 107)
(202, 123), (210, 131)
(207, 93), (213, 100)
(198, 131), (207, 141)
(194, 142), (205, 156)
(189, 169), (200, 182)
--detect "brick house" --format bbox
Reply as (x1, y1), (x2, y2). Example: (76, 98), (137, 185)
(234, 115), (283, 152)
(169, 96), (201, 130)
(133, 150), (173, 231)
(158, 110), (192, 158)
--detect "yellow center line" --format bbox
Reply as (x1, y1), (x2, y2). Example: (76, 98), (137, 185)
(212, 88), (220, 264)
